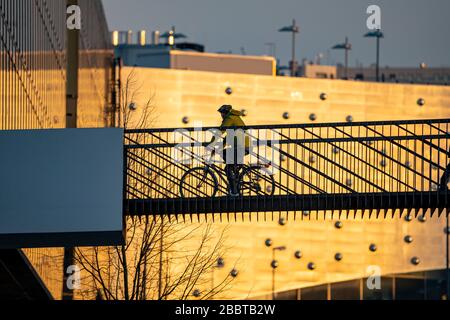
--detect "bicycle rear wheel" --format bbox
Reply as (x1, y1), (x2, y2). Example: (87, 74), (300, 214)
(238, 166), (275, 196)
(180, 167), (219, 198)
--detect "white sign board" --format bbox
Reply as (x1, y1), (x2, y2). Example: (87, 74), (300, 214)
(0, 128), (124, 248)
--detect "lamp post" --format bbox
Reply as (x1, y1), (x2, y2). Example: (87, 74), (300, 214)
(160, 26), (187, 48)
(271, 245), (286, 300)
(279, 19), (300, 77)
(332, 37), (352, 79)
(364, 29), (384, 82)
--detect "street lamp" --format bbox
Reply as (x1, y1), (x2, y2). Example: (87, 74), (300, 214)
(332, 36), (352, 79)
(279, 19), (300, 77)
(160, 26), (187, 48)
(271, 245), (286, 300)
(364, 29), (384, 82)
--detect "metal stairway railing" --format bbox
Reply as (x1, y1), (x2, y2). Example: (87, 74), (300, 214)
(123, 119), (450, 220)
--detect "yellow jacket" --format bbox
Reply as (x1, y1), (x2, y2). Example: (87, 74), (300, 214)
(219, 109), (250, 149)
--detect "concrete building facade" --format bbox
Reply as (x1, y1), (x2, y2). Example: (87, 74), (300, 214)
(338, 66), (450, 85)
(122, 66), (450, 299)
(115, 44), (276, 76)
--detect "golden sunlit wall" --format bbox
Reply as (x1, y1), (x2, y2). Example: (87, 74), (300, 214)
(0, 0), (112, 299)
(77, 0), (113, 128)
(0, 0), (66, 130)
(123, 67), (450, 299)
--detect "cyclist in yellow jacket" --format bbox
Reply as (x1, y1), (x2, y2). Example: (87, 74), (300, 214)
(210, 105), (251, 196)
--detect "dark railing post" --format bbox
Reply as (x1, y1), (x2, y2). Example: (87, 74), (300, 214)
(447, 210), (449, 299)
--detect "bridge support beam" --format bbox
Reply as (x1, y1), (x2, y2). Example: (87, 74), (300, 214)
(124, 192), (450, 218)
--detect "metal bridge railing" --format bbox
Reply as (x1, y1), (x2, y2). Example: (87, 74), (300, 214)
(123, 119), (450, 220)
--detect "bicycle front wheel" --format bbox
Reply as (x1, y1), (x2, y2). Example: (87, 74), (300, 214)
(179, 167), (219, 198)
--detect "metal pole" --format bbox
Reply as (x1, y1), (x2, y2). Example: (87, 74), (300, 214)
(344, 37), (349, 79)
(376, 35), (380, 82)
(111, 58), (117, 127)
(272, 249), (275, 300)
(158, 217), (164, 299)
(62, 0), (79, 301)
(291, 20), (296, 77)
(447, 210), (449, 299)
(344, 50), (348, 79)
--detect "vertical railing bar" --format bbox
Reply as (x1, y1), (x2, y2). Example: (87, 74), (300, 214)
(294, 126), (298, 220)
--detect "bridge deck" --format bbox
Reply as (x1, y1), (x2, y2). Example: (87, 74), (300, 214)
(124, 192), (450, 217)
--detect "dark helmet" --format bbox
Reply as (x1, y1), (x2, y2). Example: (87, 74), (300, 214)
(217, 105), (232, 114)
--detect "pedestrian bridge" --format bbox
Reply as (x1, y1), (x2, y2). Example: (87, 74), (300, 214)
(123, 119), (450, 221)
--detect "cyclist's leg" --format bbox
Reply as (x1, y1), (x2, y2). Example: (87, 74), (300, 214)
(439, 162), (450, 191)
(221, 143), (234, 195)
(225, 164), (236, 195)
(225, 144), (241, 195)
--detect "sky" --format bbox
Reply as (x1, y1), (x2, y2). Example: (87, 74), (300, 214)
(102, 0), (450, 68)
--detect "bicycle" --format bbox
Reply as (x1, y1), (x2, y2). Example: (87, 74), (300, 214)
(179, 149), (275, 198)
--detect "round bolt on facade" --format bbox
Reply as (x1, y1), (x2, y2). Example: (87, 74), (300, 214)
(335, 221), (343, 229)
(182, 116), (189, 124)
(320, 93), (328, 101)
(411, 257), (420, 265)
(404, 235), (413, 243)
(294, 250), (302, 259)
(278, 217), (287, 226)
(417, 98), (425, 106)
(225, 87), (233, 95)
(309, 113), (317, 121)
(369, 244), (377, 252)
(128, 102), (137, 111)
(307, 262), (316, 270)
(271, 260), (279, 269)
(283, 112), (290, 120)
(418, 214), (427, 222)
(230, 268), (238, 277)
(335, 253), (343, 261)
(265, 238), (273, 247)
(192, 289), (201, 297)
(346, 115), (353, 123)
